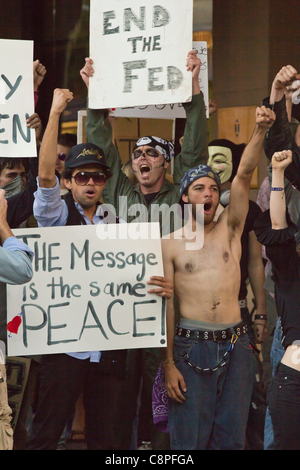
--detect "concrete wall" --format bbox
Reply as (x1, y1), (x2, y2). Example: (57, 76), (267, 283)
(212, 0), (300, 199)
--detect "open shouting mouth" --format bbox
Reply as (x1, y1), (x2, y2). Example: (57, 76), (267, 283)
(85, 188), (96, 198)
(139, 163), (151, 178)
(204, 201), (212, 214)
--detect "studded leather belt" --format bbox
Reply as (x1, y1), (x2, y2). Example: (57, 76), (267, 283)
(176, 321), (247, 342)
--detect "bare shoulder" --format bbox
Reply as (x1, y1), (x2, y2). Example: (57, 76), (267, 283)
(161, 229), (184, 257)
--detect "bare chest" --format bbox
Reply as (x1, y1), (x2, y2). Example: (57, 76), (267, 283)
(175, 238), (232, 275)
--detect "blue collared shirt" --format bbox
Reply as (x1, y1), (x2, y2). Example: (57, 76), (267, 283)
(33, 177), (124, 363)
(0, 237), (34, 285)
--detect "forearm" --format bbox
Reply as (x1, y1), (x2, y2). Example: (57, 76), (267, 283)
(38, 111), (60, 188)
(237, 126), (266, 179)
(270, 169), (287, 229)
(248, 264), (267, 315)
(192, 75), (200, 96)
(270, 85), (285, 104)
(161, 303), (175, 363)
(228, 125), (268, 232)
(248, 231), (267, 315)
(0, 248), (33, 284)
(86, 106), (123, 206)
(174, 93), (209, 185)
(86, 106), (113, 155)
(262, 96), (293, 157)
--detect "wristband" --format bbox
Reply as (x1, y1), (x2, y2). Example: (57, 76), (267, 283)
(254, 314), (267, 321)
(270, 187), (284, 191)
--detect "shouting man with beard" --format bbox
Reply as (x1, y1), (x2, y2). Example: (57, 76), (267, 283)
(80, 50), (210, 450)
(161, 105), (276, 450)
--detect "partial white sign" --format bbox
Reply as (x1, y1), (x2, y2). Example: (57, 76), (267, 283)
(89, 0), (193, 109)
(0, 39), (36, 157)
(111, 42), (209, 119)
(7, 223), (166, 357)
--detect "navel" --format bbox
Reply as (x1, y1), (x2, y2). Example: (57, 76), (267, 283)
(223, 251), (229, 263)
(212, 301), (220, 310)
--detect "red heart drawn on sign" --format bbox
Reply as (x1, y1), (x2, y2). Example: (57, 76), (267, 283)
(7, 314), (22, 335)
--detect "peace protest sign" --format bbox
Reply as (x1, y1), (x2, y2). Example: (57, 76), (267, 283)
(7, 223), (166, 357)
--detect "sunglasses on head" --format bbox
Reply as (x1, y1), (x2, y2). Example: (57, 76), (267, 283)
(133, 148), (160, 159)
(72, 171), (107, 186)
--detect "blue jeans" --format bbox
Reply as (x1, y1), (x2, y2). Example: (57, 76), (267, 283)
(168, 332), (253, 450)
(269, 362), (300, 450)
(264, 318), (284, 450)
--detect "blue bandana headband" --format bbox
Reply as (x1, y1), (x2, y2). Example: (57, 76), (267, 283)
(134, 136), (175, 163)
(179, 164), (221, 206)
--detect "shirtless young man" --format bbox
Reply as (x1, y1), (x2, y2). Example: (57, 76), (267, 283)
(161, 105), (275, 450)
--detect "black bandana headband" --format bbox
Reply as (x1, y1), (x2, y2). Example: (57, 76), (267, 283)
(134, 136), (175, 163)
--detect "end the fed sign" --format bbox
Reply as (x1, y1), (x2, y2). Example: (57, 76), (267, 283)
(89, 0), (193, 109)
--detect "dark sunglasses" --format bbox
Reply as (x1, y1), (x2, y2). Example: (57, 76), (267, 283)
(133, 148), (160, 159)
(72, 171), (107, 186)
(58, 152), (67, 161)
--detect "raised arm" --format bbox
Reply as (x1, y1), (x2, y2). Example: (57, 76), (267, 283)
(81, 58), (116, 158)
(173, 51), (209, 187)
(38, 89), (73, 188)
(270, 150), (293, 229)
(263, 66), (300, 189)
(186, 49), (201, 96)
(81, 58), (127, 208)
(228, 106), (275, 236)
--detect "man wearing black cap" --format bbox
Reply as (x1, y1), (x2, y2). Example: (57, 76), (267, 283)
(161, 106), (275, 450)
(27, 89), (172, 450)
(34, 89), (114, 227)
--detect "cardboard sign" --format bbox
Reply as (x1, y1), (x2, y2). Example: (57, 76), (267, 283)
(89, 0), (193, 109)
(110, 42), (210, 119)
(7, 223), (166, 357)
(0, 39), (36, 158)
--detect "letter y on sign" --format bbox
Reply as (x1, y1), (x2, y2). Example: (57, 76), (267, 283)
(1, 75), (23, 100)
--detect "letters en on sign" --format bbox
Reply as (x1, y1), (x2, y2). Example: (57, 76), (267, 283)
(6, 224), (166, 357)
(0, 39), (36, 158)
(89, 0), (193, 109)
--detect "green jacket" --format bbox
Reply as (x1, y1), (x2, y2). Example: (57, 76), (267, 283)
(85, 93), (209, 235)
